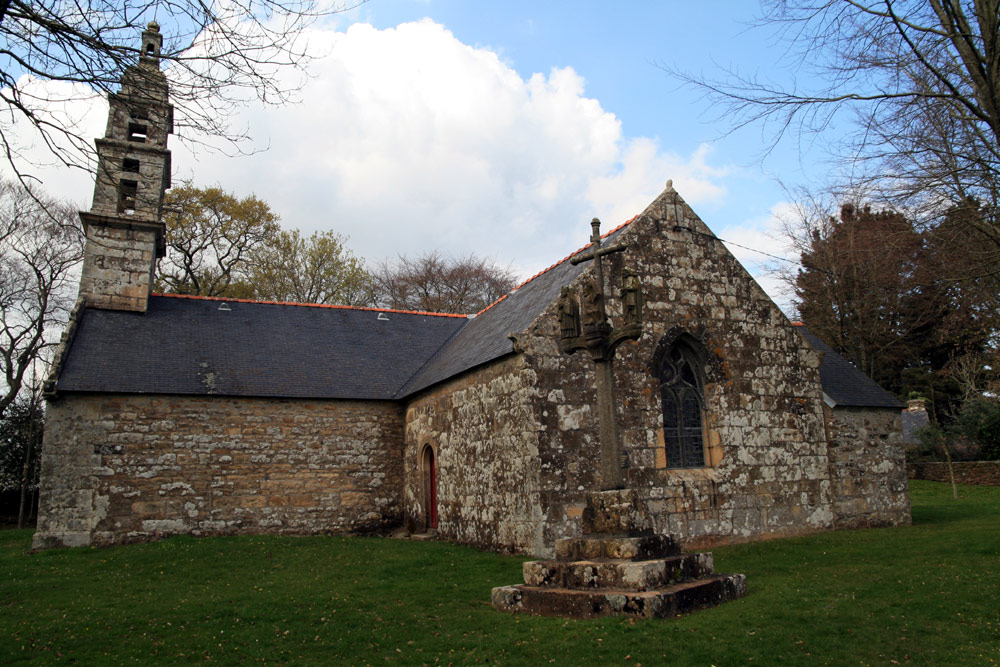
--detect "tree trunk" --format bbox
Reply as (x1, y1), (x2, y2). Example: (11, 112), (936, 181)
(942, 440), (959, 500)
(16, 395), (39, 529)
(16, 434), (34, 529)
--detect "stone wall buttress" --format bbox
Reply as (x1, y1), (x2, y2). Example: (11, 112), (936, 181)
(826, 405), (911, 528)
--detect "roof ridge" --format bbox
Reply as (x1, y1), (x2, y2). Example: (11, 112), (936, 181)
(474, 215), (639, 317)
(152, 293), (470, 319)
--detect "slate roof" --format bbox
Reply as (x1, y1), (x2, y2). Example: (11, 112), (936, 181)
(794, 325), (903, 408)
(397, 222), (630, 396)
(56, 296), (466, 400)
(54, 223), (631, 401)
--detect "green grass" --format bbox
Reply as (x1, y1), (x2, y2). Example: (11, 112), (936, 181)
(2, 480), (998, 665)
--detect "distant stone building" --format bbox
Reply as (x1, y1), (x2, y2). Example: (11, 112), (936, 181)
(902, 399), (931, 444)
(32, 27), (910, 554)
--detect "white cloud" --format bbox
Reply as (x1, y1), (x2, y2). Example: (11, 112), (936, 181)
(586, 140), (729, 231)
(168, 19), (739, 276)
(3, 18), (739, 280)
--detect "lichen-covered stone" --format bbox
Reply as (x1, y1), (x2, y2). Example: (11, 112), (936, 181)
(35, 185), (911, 554)
(32, 395), (404, 548)
(491, 574), (747, 619)
(384, 187), (910, 557)
(582, 489), (653, 536)
(826, 406), (911, 528)
(404, 355), (547, 554)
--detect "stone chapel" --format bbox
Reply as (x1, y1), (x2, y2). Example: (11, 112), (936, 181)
(31, 25), (911, 554)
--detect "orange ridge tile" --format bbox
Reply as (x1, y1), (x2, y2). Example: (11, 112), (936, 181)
(475, 215), (639, 316)
(153, 293), (470, 319)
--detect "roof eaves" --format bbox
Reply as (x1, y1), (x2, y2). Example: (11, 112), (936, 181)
(43, 296), (88, 398)
(792, 322), (903, 409)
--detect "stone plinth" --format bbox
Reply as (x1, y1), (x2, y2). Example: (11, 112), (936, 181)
(491, 490), (746, 618)
(581, 488), (652, 535)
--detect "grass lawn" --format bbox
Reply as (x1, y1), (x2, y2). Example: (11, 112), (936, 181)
(2, 480), (998, 665)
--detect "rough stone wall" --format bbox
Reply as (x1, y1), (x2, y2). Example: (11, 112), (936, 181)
(78, 221), (160, 312)
(825, 406), (911, 528)
(514, 187), (842, 551)
(908, 461), (1000, 486)
(32, 394), (404, 549)
(91, 136), (172, 222)
(404, 355), (546, 554)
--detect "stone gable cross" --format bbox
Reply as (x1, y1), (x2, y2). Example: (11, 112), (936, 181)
(558, 218), (643, 490)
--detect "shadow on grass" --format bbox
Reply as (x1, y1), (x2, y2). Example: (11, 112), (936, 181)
(908, 478), (1000, 524)
(911, 503), (987, 524)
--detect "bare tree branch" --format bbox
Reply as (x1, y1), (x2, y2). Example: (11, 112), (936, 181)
(0, 0), (367, 185)
(668, 0), (1000, 244)
(372, 252), (516, 314)
(0, 179), (83, 417)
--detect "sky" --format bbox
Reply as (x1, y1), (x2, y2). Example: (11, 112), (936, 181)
(3, 0), (830, 312)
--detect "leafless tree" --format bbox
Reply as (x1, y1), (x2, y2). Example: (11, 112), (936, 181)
(672, 1), (1000, 252)
(0, 0), (366, 185)
(0, 179), (84, 417)
(0, 374), (43, 528)
(373, 252), (516, 314)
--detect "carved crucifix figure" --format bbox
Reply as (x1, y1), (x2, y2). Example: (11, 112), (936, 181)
(559, 218), (643, 490)
(621, 270), (643, 326)
(558, 286), (581, 339)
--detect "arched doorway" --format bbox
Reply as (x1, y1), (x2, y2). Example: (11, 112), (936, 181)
(420, 444), (438, 530)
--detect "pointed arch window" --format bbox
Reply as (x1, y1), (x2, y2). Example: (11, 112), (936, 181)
(659, 341), (706, 468)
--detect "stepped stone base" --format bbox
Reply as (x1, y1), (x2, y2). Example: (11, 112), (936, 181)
(492, 573), (746, 619)
(525, 552), (714, 590)
(491, 489), (747, 619)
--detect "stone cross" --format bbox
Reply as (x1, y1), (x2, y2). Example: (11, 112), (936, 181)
(558, 218), (643, 490)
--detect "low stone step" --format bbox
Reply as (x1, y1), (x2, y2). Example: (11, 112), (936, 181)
(491, 573), (747, 619)
(408, 530), (437, 541)
(523, 552), (714, 591)
(553, 534), (681, 561)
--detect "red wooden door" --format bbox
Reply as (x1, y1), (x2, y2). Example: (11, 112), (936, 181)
(428, 449), (438, 529)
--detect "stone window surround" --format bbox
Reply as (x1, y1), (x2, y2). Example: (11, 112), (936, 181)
(657, 336), (709, 470)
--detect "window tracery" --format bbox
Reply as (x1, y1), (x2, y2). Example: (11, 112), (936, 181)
(659, 341), (706, 468)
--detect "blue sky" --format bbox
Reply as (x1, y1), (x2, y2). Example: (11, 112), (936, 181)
(360, 1), (769, 149)
(353, 0), (814, 199)
(340, 0), (818, 307)
(6, 1), (831, 311)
